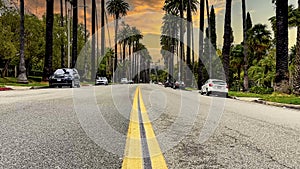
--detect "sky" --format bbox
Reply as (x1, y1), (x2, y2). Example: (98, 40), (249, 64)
(23, 0), (298, 61)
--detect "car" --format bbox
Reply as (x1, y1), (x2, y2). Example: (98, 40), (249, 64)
(173, 81), (185, 89)
(49, 68), (80, 88)
(164, 80), (174, 88)
(120, 78), (128, 84)
(95, 77), (108, 85)
(200, 79), (228, 97)
(128, 80), (134, 84)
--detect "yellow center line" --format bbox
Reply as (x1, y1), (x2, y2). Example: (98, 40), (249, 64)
(138, 88), (168, 169)
(122, 87), (143, 168)
(122, 87), (168, 169)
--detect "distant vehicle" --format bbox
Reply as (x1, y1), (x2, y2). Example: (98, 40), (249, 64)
(95, 77), (108, 85)
(200, 79), (228, 97)
(49, 68), (80, 88)
(128, 80), (134, 84)
(120, 78), (128, 84)
(158, 82), (163, 85)
(164, 80), (174, 88)
(174, 81), (185, 89)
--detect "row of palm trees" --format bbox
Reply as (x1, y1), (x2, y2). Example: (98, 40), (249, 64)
(17, 0), (145, 82)
(160, 0), (299, 94)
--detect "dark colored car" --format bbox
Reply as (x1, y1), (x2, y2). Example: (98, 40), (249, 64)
(164, 80), (174, 88)
(49, 68), (80, 88)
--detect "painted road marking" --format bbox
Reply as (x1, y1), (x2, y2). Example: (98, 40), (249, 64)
(122, 87), (168, 169)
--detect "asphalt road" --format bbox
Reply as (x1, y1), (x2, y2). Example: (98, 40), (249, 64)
(0, 84), (299, 168)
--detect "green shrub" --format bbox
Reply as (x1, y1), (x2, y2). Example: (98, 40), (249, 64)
(250, 86), (274, 94)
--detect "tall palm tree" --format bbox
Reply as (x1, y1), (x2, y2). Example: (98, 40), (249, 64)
(71, 0), (78, 68)
(17, 0), (28, 83)
(101, 0), (105, 57)
(163, 0), (198, 82)
(91, 0), (96, 80)
(222, 0), (232, 84)
(198, 0), (205, 89)
(43, 0), (54, 81)
(242, 0), (249, 91)
(293, 0), (300, 95)
(106, 0), (129, 77)
(60, 0), (65, 68)
(274, 0), (289, 93)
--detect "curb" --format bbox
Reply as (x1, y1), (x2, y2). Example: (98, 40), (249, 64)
(231, 96), (300, 110)
(253, 99), (300, 110)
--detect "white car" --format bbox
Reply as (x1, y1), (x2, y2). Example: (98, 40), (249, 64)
(120, 78), (128, 84)
(95, 77), (108, 85)
(200, 79), (228, 97)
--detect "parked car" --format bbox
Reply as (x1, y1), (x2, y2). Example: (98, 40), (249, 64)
(200, 79), (228, 97)
(128, 80), (134, 84)
(120, 78), (128, 84)
(49, 68), (80, 88)
(95, 77), (108, 85)
(174, 81), (185, 89)
(164, 80), (174, 88)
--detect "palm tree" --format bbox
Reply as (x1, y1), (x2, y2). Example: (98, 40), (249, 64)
(293, 0), (300, 95)
(106, 0), (129, 77)
(60, 0), (65, 68)
(91, 0), (96, 80)
(274, 0), (289, 93)
(71, 0), (78, 68)
(163, 0), (198, 82)
(101, 0), (105, 58)
(242, 0), (249, 91)
(222, 0), (232, 84)
(247, 24), (272, 63)
(17, 0), (28, 83)
(43, 0), (54, 81)
(198, 0), (205, 89)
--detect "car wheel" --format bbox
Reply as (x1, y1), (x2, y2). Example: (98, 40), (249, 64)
(206, 89), (210, 96)
(58, 85), (62, 88)
(70, 80), (75, 88)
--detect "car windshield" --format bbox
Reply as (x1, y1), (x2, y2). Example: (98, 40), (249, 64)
(54, 69), (71, 75)
(212, 80), (226, 85)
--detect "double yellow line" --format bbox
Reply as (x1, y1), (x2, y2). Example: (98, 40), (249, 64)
(122, 87), (168, 169)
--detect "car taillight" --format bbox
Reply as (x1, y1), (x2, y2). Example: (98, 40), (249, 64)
(209, 83), (213, 87)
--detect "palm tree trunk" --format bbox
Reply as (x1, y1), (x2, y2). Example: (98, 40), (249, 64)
(17, 0), (28, 83)
(179, 0), (184, 82)
(83, 0), (88, 80)
(222, 0), (232, 84)
(114, 14), (119, 78)
(101, 0), (105, 57)
(275, 0), (289, 93)
(198, 0), (204, 90)
(242, 0), (249, 91)
(60, 0), (65, 68)
(293, 0), (300, 95)
(72, 0), (78, 68)
(206, 0), (212, 78)
(43, 0), (54, 82)
(91, 0), (96, 80)
(186, 0), (192, 86)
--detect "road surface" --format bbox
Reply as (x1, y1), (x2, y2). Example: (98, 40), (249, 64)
(0, 84), (299, 168)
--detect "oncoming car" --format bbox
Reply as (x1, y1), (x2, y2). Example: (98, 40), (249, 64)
(49, 68), (80, 88)
(95, 77), (108, 85)
(200, 79), (228, 97)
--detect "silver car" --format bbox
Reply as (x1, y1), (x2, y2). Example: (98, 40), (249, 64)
(200, 79), (228, 97)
